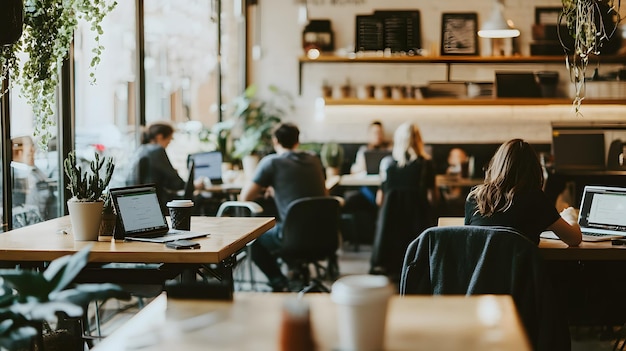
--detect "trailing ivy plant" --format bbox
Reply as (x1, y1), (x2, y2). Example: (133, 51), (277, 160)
(559, 0), (621, 115)
(0, 0), (117, 149)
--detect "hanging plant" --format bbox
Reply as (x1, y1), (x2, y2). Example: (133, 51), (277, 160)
(559, 0), (621, 115)
(0, 0), (117, 149)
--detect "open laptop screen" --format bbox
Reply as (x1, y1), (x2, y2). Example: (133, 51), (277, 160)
(364, 150), (392, 174)
(188, 151), (222, 183)
(579, 186), (626, 232)
(110, 185), (168, 235)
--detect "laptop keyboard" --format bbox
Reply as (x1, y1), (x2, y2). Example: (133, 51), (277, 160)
(582, 232), (616, 237)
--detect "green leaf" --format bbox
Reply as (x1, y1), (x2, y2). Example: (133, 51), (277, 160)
(0, 270), (52, 301)
(12, 300), (84, 321)
(51, 284), (130, 308)
(44, 245), (92, 294)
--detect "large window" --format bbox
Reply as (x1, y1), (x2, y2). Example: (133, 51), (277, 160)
(75, 0), (245, 188)
(0, 0), (246, 230)
(9, 74), (60, 229)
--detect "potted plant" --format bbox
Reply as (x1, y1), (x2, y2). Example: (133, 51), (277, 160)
(0, 0), (117, 149)
(64, 151), (114, 241)
(213, 84), (293, 177)
(320, 142), (345, 178)
(559, 0), (621, 114)
(0, 246), (130, 350)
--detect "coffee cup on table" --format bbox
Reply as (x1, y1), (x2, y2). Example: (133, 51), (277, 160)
(166, 199), (194, 230)
(330, 274), (394, 351)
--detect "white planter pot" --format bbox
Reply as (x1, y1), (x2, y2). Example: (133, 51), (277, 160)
(242, 154), (260, 181)
(67, 200), (103, 241)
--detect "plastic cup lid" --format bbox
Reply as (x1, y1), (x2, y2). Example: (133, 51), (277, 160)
(330, 274), (393, 305)
(166, 199), (194, 207)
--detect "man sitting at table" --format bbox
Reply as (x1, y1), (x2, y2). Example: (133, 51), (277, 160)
(240, 122), (327, 292)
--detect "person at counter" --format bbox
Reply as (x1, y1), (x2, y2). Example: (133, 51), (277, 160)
(240, 122), (327, 292)
(465, 139), (582, 246)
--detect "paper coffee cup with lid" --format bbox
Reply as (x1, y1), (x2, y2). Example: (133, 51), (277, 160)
(166, 200), (194, 230)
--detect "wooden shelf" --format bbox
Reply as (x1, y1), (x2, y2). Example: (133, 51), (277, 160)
(323, 97), (626, 106)
(299, 54), (626, 64)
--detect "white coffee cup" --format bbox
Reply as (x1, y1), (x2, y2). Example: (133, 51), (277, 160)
(330, 274), (394, 351)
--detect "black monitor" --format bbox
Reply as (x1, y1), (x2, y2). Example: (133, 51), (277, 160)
(552, 131), (606, 171)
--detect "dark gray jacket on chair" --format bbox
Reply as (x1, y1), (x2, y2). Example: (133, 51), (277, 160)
(400, 225), (570, 351)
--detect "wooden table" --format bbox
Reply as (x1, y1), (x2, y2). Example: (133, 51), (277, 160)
(92, 293), (530, 351)
(435, 174), (483, 188)
(0, 216), (274, 264)
(0, 216), (275, 291)
(438, 217), (626, 261)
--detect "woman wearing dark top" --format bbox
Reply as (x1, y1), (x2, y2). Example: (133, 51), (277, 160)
(377, 122), (436, 228)
(126, 122), (185, 213)
(370, 122), (436, 278)
(465, 139), (582, 246)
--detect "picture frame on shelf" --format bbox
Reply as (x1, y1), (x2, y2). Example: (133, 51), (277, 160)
(440, 13), (478, 56)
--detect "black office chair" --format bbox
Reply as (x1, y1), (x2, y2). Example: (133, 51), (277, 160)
(279, 196), (343, 293)
(370, 188), (431, 285)
(400, 225), (571, 351)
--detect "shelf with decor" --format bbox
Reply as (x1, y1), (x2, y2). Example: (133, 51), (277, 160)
(323, 97), (626, 106)
(298, 54), (626, 98)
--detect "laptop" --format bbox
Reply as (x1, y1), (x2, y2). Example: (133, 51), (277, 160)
(188, 151), (223, 185)
(109, 184), (209, 243)
(541, 185), (626, 242)
(364, 149), (392, 175)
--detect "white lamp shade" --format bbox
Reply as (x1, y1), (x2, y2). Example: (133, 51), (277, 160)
(478, 1), (520, 38)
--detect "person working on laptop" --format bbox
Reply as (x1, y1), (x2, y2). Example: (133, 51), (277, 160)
(240, 123), (327, 292)
(465, 139), (582, 246)
(126, 122), (185, 214)
(350, 120), (391, 174)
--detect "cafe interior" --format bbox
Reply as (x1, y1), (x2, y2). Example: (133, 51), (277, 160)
(2, 0), (626, 349)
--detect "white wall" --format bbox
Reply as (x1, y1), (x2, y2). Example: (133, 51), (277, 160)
(251, 0), (626, 144)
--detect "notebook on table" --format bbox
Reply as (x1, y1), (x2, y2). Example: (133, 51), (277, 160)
(109, 184), (209, 243)
(541, 185), (626, 242)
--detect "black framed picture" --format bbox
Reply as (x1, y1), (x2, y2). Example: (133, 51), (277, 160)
(440, 13), (478, 56)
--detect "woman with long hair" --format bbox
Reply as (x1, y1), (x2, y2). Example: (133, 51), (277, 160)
(370, 122), (436, 279)
(465, 138), (582, 246)
(376, 122), (434, 203)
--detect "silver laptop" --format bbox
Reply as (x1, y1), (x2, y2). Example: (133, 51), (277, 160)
(110, 184), (209, 243)
(541, 185), (626, 242)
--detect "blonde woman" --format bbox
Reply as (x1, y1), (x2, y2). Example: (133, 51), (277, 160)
(370, 122), (436, 278)
(465, 139), (582, 246)
(376, 122), (435, 208)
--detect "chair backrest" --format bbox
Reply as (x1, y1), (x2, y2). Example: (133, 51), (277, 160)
(280, 196), (342, 261)
(400, 225), (570, 351)
(216, 201), (264, 217)
(370, 188), (430, 280)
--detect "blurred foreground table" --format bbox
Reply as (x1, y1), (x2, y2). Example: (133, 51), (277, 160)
(92, 292), (530, 351)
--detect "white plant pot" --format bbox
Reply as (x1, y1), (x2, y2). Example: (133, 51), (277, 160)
(242, 154), (260, 181)
(67, 200), (103, 241)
